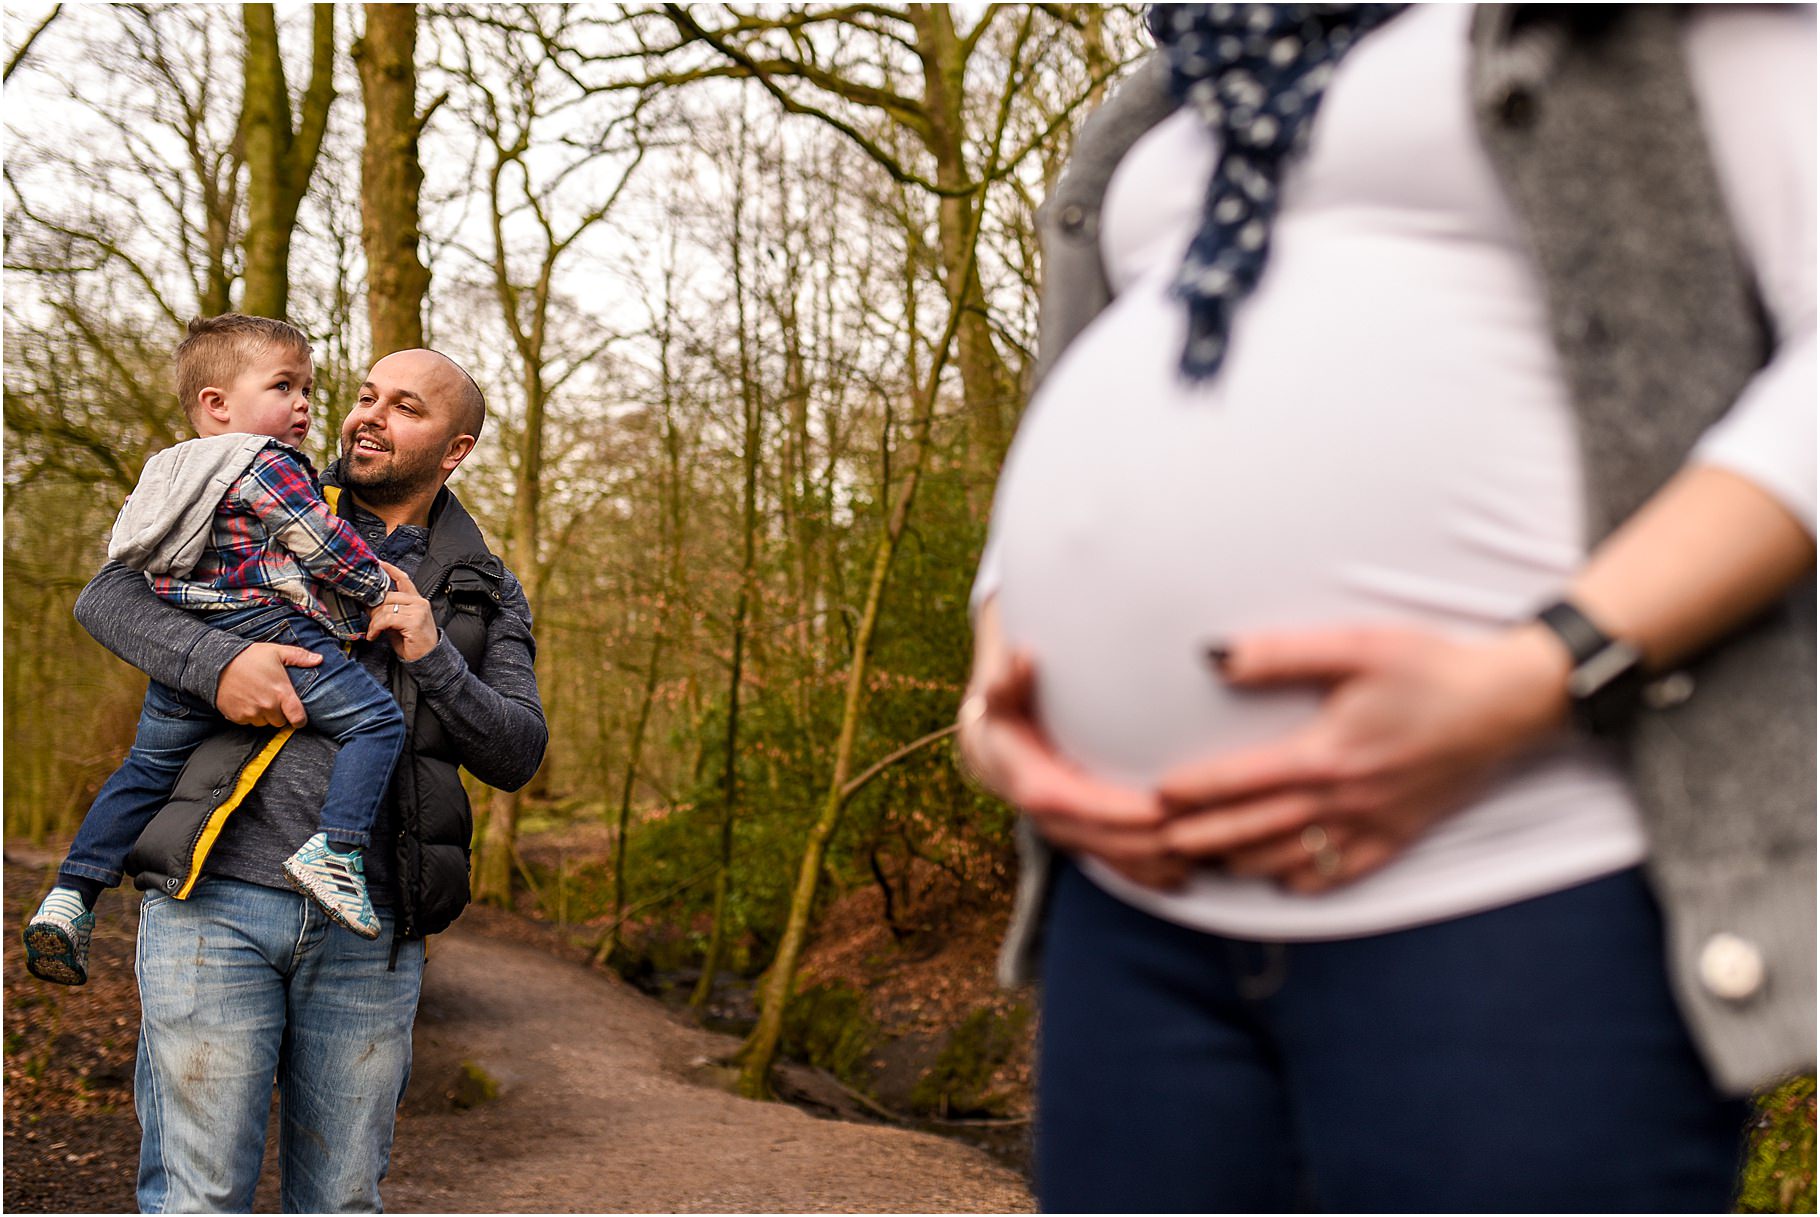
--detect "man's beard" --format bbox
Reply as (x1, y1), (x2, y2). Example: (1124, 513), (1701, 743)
(341, 433), (445, 505)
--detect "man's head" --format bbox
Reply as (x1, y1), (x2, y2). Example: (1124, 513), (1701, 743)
(175, 314), (315, 446)
(339, 349), (485, 511)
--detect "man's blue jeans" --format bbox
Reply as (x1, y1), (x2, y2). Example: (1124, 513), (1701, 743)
(62, 602), (404, 887)
(135, 879), (425, 1213)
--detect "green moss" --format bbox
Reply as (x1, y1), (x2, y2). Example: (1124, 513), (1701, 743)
(779, 980), (877, 1090)
(1738, 1075), (1816, 1213)
(449, 1060), (500, 1109)
(910, 1003), (1030, 1119)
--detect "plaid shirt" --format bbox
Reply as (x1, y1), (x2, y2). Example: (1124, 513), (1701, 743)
(150, 445), (389, 640)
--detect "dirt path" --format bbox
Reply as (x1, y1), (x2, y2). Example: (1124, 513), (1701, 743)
(389, 916), (1031, 1212)
(4, 855), (1033, 1213)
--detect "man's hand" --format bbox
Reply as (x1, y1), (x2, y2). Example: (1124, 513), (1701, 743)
(960, 599), (1184, 890)
(368, 560), (440, 661)
(1156, 623), (1573, 892)
(217, 643), (323, 727)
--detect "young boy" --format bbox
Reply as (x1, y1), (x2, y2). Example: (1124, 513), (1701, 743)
(25, 314), (406, 985)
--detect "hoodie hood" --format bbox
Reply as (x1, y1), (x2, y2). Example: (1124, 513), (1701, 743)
(108, 434), (283, 576)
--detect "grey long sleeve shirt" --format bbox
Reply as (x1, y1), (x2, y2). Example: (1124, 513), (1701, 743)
(75, 501), (545, 905)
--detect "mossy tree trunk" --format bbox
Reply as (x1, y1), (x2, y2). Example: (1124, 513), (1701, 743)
(692, 122), (761, 1010)
(906, 4), (1019, 472)
(352, 3), (435, 353)
(735, 153), (1003, 1096)
(240, 3), (335, 320)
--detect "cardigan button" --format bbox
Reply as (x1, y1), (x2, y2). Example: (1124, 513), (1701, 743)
(1498, 86), (1537, 129)
(1642, 671), (1696, 710)
(1057, 203), (1093, 239)
(1698, 933), (1766, 1002)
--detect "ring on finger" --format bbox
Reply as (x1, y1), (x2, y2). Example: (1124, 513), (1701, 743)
(1300, 823), (1343, 877)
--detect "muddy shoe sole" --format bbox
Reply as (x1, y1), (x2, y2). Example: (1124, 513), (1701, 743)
(281, 862), (381, 940)
(25, 924), (88, 986)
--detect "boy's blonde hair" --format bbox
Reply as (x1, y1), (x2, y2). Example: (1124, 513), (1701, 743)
(174, 314), (311, 424)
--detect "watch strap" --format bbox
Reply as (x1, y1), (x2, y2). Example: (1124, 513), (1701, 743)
(1536, 600), (1611, 667)
(1535, 599), (1647, 735)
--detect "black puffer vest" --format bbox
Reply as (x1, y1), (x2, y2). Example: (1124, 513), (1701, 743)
(384, 486), (504, 938)
(125, 479), (504, 942)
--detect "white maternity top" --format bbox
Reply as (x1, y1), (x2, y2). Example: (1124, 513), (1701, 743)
(974, 4), (1815, 940)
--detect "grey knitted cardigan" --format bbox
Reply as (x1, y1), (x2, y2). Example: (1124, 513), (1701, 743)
(995, 5), (1815, 1098)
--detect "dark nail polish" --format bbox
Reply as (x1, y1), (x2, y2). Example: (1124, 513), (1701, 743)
(1206, 644), (1232, 673)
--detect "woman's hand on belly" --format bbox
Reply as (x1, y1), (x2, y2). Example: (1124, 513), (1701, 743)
(961, 602), (1186, 890)
(1155, 622), (1574, 891)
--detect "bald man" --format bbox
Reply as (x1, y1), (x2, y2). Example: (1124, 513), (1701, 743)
(74, 345), (546, 1213)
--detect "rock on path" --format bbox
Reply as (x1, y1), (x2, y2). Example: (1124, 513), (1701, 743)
(384, 919), (1034, 1213)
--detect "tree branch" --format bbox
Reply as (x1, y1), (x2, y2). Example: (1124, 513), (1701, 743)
(841, 724), (960, 801)
(661, 4), (975, 196)
(5, 2), (61, 82)
(287, 3), (337, 196)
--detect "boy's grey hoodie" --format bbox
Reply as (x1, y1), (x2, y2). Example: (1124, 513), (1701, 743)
(108, 433), (276, 577)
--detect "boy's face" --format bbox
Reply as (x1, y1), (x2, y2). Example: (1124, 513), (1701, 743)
(197, 347), (314, 445)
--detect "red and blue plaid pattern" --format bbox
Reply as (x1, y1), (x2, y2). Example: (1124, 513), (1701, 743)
(150, 446), (389, 640)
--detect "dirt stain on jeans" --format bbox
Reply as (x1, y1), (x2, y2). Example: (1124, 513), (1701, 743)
(181, 1042), (214, 1087)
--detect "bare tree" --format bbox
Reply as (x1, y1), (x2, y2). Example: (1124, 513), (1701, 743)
(240, 3), (336, 318)
(354, 3), (441, 352)
(637, 3), (1131, 468)
(687, 110), (763, 1008)
(434, 4), (650, 904)
(734, 13), (1035, 1095)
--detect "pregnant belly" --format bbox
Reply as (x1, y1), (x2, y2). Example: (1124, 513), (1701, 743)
(997, 518), (1329, 787)
(989, 249), (1586, 786)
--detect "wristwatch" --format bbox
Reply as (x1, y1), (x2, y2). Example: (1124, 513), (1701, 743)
(1534, 600), (1649, 736)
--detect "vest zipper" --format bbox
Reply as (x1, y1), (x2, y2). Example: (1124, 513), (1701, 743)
(394, 562), (456, 944)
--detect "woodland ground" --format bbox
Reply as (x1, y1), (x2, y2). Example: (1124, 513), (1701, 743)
(2, 852), (1030, 1213)
(6, 835), (1813, 1213)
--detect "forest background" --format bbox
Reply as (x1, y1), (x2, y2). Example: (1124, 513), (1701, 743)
(2, 4), (1811, 1205)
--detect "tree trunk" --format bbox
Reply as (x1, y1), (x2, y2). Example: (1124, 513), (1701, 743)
(734, 416), (933, 1097)
(353, 3), (429, 352)
(735, 193), (985, 1097)
(693, 142), (760, 1009)
(595, 628), (664, 967)
(909, 4), (1018, 470)
(474, 367), (545, 906)
(459, 28), (645, 900)
(240, 3), (335, 319)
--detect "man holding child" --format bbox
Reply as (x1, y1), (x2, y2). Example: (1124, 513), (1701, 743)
(68, 316), (546, 1212)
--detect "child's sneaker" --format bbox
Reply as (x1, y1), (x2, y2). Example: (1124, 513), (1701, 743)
(282, 833), (381, 939)
(25, 886), (95, 985)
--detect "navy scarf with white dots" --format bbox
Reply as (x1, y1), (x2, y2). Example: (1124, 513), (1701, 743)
(1147, 3), (1406, 381)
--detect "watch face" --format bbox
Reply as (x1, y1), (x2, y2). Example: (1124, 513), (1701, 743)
(1569, 640), (1648, 736)
(1567, 640), (1645, 699)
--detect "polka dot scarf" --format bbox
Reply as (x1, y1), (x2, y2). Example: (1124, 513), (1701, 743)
(1147, 3), (1406, 381)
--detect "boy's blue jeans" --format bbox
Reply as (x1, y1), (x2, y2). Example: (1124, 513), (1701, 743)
(61, 602), (405, 887)
(134, 879), (423, 1213)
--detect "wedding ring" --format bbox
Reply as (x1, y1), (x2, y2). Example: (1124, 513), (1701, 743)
(392, 604), (400, 614)
(1301, 823), (1343, 877)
